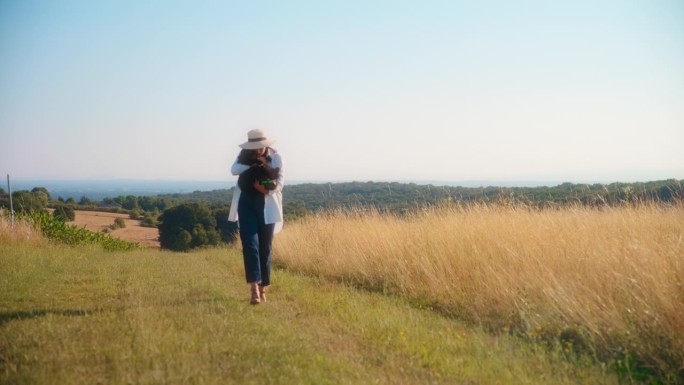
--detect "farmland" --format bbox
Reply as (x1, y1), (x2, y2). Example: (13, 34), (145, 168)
(71, 210), (159, 247)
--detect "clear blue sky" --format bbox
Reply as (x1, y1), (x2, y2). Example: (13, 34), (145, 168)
(1, 0), (682, 184)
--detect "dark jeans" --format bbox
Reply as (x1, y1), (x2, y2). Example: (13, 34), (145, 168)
(238, 192), (275, 286)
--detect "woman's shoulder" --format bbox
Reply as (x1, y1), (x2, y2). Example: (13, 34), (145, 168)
(269, 148), (283, 165)
(268, 147), (280, 156)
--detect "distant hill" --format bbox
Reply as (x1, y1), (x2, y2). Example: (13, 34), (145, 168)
(7, 180), (235, 201)
(153, 179), (683, 216)
(4, 179), (681, 221)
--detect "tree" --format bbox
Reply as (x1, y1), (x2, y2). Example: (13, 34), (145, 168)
(158, 203), (221, 251)
(172, 230), (193, 251)
(212, 206), (238, 242)
(122, 195), (138, 210)
(31, 187), (50, 200)
(8, 190), (48, 213)
(191, 224), (208, 248)
(102, 197), (118, 206)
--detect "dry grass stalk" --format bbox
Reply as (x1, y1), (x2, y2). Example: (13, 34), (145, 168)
(0, 209), (47, 246)
(275, 203), (684, 376)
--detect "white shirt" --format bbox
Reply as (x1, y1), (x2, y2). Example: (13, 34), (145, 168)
(228, 149), (284, 234)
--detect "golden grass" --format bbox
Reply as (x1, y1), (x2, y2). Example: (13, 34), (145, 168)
(274, 203), (684, 379)
(0, 209), (47, 246)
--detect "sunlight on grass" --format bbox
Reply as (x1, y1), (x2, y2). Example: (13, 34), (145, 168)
(1, 221), (619, 384)
(275, 203), (684, 382)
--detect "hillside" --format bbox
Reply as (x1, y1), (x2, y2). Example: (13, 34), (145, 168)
(1, 239), (618, 384)
(2, 198), (681, 383)
(3, 179), (681, 227)
(152, 179), (683, 216)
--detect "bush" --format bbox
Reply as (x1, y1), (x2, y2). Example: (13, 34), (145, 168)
(158, 203), (221, 251)
(212, 206), (238, 242)
(3, 190), (48, 214)
(140, 217), (157, 228)
(129, 208), (142, 220)
(53, 205), (76, 222)
(111, 217), (126, 230)
(31, 187), (50, 200)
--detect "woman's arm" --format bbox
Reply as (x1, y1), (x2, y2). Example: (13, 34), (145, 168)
(269, 153), (284, 194)
(252, 152), (284, 195)
(231, 156), (250, 176)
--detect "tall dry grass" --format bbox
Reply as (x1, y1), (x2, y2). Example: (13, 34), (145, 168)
(274, 203), (684, 380)
(0, 209), (47, 246)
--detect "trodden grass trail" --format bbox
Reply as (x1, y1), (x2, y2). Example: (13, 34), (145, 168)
(0, 243), (617, 385)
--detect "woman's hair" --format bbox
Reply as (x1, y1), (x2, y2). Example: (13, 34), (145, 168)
(237, 149), (257, 165)
(237, 147), (272, 165)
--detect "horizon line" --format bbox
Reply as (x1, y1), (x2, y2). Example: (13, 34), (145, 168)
(6, 176), (682, 187)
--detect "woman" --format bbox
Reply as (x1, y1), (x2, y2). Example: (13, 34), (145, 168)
(228, 129), (284, 305)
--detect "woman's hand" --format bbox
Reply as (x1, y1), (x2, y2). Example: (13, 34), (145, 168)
(253, 180), (268, 194)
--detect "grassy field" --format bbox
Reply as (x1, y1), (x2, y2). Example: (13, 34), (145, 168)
(274, 203), (684, 383)
(1, 218), (619, 384)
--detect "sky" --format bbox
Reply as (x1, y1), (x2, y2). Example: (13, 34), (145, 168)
(1, 0), (682, 185)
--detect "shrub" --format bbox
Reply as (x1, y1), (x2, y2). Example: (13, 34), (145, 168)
(158, 203), (220, 251)
(53, 205), (76, 222)
(129, 208), (142, 220)
(111, 217), (126, 230)
(31, 187), (50, 200)
(3, 190), (48, 214)
(140, 217), (157, 228)
(212, 206), (238, 242)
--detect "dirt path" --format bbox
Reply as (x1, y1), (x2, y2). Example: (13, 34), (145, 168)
(71, 210), (160, 247)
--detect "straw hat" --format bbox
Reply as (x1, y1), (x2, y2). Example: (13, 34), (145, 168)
(239, 129), (276, 149)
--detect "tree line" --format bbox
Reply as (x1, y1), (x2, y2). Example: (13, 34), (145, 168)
(2, 179), (681, 251)
(150, 178), (684, 214)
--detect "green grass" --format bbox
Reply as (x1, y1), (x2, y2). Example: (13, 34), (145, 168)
(0, 242), (618, 384)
